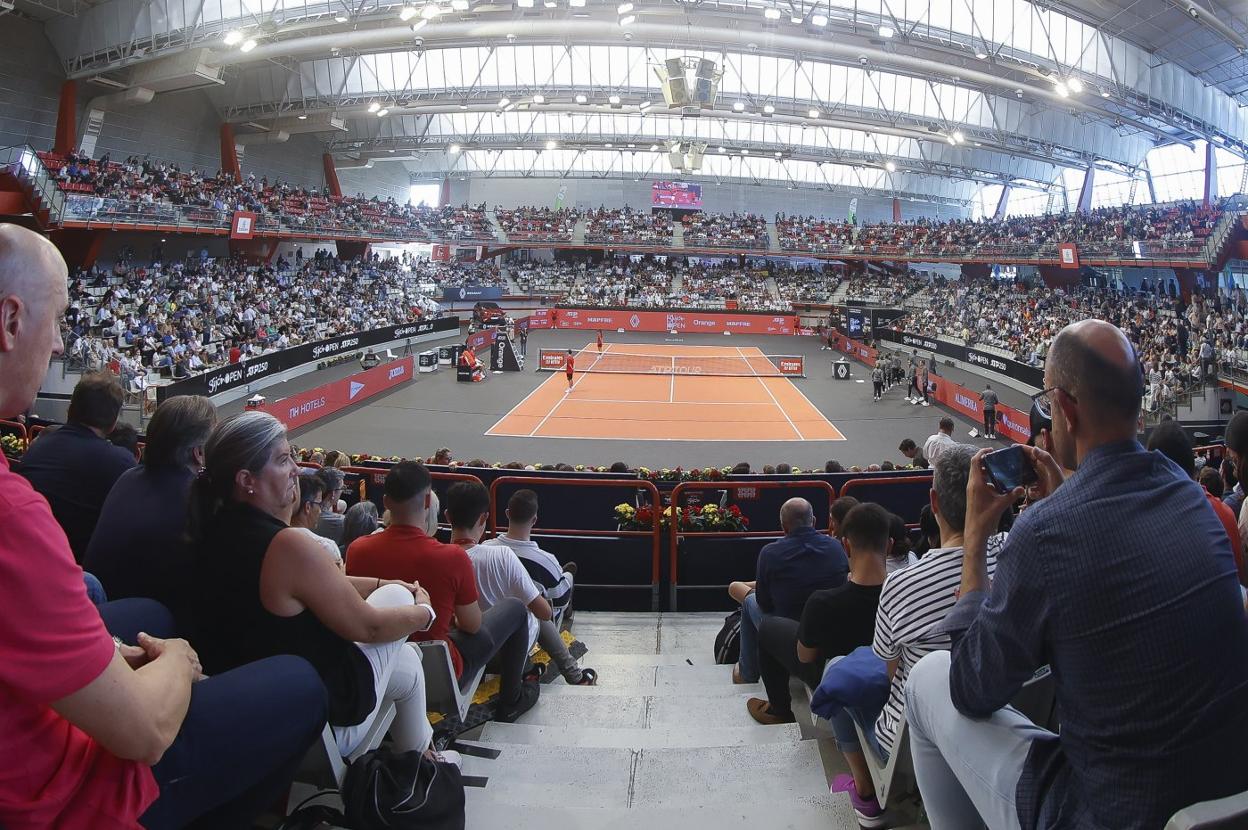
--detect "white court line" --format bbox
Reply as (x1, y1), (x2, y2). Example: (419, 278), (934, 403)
(669, 356), (676, 402)
(769, 354), (847, 440)
(737, 345), (805, 441)
(528, 341), (599, 437)
(561, 399), (776, 406)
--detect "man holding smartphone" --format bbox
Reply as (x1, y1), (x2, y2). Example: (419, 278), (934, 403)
(903, 319), (1248, 830)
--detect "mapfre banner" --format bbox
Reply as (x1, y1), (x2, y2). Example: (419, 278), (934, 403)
(276, 357), (414, 431)
(528, 307), (798, 335)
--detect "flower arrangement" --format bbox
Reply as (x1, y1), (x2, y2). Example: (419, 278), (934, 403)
(614, 502), (747, 531)
(1, 433), (25, 459)
(635, 466), (735, 483)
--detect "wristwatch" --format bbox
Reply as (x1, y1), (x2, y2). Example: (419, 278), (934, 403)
(416, 603), (437, 632)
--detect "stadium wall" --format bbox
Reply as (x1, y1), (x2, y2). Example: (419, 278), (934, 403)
(445, 177), (967, 223)
(337, 162), (414, 204)
(0, 18), (62, 150)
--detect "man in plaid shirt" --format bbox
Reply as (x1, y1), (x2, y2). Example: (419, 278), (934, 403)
(906, 319), (1248, 829)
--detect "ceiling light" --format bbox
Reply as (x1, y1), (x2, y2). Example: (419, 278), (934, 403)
(569, 0), (585, 6)
(498, 97), (510, 106)
(946, 134), (956, 145)
(763, 7), (781, 19)
(619, 14), (635, 25)
(808, 108), (820, 118)
(649, 144), (659, 151)
(1066, 77), (1083, 94)
(790, 16), (802, 23)
(239, 38), (258, 51)
(411, 18), (428, 30)
(297, 114), (308, 120)
(975, 51), (988, 60)
(1054, 80), (1069, 97)
(733, 101), (746, 111)
(448, 144), (460, 153)
(504, 102), (517, 111)
(452, 0), (470, 8)
(399, 5), (418, 19)
(741, 148), (750, 155)
(953, 130), (965, 143)
(1100, 90), (1110, 98)
(811, 13), (827, 25)
(858, 55), (868, 65)
(518, 0), (534, 5)
(376, 108), (389, 117)
(458, 102), (468, 109)
(532, 93), (545, 103)
(718, 146), (726, 152)
(878, 24), (893, 37)
(368, 101), (381, 112)
(223, 30), (243, 45)
(334, 14), (348, 22)
(608, 94), (621, 104)
(617, 0), (632, 10)
(763, 104), (775, 114)
(575, 93), (587, 104)
(638, 100), (652, 111)
(543, 0), (556, 6)
(774, 151), (782, 158)
(1212, 134), (1226, 144)
(885, 161), (896, 172)
(546, 140), (557, 149)
(604, 142), (613, 148)
(420, 3), (440, 17)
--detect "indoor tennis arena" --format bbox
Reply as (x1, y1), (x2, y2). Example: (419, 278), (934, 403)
(3, 0), (1248, 826)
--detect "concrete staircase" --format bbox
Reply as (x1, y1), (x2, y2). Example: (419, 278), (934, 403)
(828, 281), (850, 304)
(671, 223), (685, 249)
(572, 219), (589, 245)
(767, 221), (782, 254)
(488, 210), (509, 243)
(461, 612), (861, 830)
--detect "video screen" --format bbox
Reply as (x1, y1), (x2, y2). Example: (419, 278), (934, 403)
(651, 180), (703, 209)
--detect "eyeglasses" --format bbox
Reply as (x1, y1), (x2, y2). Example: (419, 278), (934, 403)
(1031, 386), (1076, 419)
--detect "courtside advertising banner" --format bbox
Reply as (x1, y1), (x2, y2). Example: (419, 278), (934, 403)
(528, 307), (799, 335)
(277, 357), (414, 431)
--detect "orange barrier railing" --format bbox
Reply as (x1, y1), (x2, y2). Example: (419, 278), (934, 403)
(344, 466), (485, 516)
(668, 480), (838, 611)
(488, 475), (664, 611)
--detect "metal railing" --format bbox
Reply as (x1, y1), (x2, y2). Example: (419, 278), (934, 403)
(0, 145), (65, 223)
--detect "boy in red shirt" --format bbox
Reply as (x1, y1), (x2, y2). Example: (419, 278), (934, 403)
(346, 461), (539, 721)
(565, 349), (575, 390)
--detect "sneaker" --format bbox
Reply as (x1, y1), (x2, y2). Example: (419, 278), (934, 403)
(568, 667), (598, 686)
(495, 680), (540, 723)
(427, 749), (463, 770)
(846, 787), (886, 828)
(921, 401), (930, 406)
(747, 697), (796, 725)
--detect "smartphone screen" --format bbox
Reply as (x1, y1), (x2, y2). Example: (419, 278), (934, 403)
(982, 446), (1038, 493)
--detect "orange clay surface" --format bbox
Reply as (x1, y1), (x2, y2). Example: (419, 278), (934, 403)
(486, 342), (846, 442)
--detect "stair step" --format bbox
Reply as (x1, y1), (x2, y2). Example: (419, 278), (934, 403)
(542, 670), (760, 695)
(465, 795), (860, 830)
(462, 742), (837, 810)
(477, 720), (802, 749)
(511, 688), (767, 728)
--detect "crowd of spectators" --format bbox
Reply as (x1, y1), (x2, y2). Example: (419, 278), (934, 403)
(416, 259), (505, 288)
(39, 150), (495, 242)
(775, 198), (1229, 259)
(494, 207), (580, 242)
(512, 262), (583, 295)
(845, 272), (924, 306)
(679, 263), (782, 311)
(583, 207), (672, 245)
(62, 251), (439, 388)
(773, 264), (843, 305)
(565, 261), (674, 307)
(682, 212), (769, 250)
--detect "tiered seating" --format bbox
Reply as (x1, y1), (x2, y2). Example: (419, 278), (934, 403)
(681, 212), (769, 250)
(495, 207), (580, 242)
(773, 265), (843, 305)
(583, 207), (672, 245)
(845, 272), (923, 307)
(512, 262), (581, 295)
(677, 264), (784, 311)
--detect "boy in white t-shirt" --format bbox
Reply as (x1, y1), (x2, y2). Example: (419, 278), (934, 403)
(445, 484), (596, 686)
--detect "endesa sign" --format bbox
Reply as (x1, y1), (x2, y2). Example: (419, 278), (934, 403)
(528, 307), (799, 335)
(539, 350), (568, 370)
(276, 357), (415, 431)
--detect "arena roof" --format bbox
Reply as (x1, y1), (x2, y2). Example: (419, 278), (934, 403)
(13, 0), (1248, 203)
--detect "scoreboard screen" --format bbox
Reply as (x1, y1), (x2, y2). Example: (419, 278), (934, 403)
(651, 180), (703, 209)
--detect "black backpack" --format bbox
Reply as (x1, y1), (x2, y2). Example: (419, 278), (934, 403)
(713, 609), (741, 665)
(281, 747), (466, 830)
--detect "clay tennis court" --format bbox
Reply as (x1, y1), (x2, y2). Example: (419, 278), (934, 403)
(486, 342), (846, 442)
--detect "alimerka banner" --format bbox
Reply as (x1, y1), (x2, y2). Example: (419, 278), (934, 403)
(528, 307), (799, 335)
(157, 316), (459, 402)
(276, 357), (414, 431)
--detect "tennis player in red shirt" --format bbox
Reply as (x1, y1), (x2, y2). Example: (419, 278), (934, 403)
(596, 330), (604, 353)
(565, 349), (575, 390)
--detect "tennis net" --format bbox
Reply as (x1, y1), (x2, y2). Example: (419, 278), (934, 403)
(538, 349), (805, 377)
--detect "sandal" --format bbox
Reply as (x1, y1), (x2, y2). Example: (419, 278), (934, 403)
(569, 668), (597, 686)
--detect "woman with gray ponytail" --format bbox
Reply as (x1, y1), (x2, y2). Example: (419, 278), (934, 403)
(188, 411), (446, 761)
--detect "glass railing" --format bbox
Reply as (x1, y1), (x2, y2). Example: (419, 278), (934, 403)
(0, 145), (65, 223)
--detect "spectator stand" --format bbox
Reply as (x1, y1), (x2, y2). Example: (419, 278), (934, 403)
(488, 476), (663, 612)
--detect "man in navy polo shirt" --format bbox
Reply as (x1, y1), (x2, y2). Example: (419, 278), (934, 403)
(730, 497), (848, 684)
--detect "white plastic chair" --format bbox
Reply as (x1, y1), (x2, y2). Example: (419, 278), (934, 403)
(419, 639), (486, 722)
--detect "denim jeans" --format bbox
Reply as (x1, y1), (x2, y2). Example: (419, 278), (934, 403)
(822, 655), (888, 761)
(98, 599), (329, 830)
(84, 572), (107, 606)
(737, 592), (764, 682)
(905, 650), (1051, 830)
